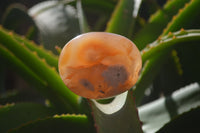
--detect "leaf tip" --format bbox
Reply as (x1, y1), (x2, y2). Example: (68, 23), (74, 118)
(167, 32), (173, 38)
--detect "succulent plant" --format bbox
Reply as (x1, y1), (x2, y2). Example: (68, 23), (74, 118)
(0, 0), (200, 133)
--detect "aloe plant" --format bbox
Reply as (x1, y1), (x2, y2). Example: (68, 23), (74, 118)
(0, 0), (200, 132)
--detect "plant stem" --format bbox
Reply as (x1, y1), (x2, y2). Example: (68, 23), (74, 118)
(90, 90), (143, 133)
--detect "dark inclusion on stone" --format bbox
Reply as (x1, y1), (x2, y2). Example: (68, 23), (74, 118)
(79, 79), (94, 91)
(102, 65), (128, 88)
(99, 90), (105, 94)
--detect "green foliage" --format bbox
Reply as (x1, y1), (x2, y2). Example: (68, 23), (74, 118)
(105, 0), (135, 38)
(9, 114), (94, 133)
(0, 0), (200, 132)
(0, 27), (80, 113)
(134, 0), (190, 50)
(162, 0), (200, 36)
(0, 103), (57, 133)
(142, 29), (200, 63)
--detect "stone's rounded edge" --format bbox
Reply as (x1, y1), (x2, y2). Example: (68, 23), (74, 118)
(58, 32), (142, 99)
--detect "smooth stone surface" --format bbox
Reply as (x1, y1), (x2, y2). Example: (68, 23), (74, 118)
(59, 32), (142, 99)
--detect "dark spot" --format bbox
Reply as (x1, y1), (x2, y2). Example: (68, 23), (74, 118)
(117, 73), (120, 77)
(102, 65), (128, 88)
(98, 85), (102, 88)
(99, 90), (105, 94)
(79, 79), (94, 91)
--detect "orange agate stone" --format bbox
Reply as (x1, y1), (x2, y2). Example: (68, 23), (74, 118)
(59, 32), (142, 99)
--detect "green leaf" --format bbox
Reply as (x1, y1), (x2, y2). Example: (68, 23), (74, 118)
(28, 1), (81, 51)
(76, 0), (90, 33)
(0, 103), (57, 133)
(91, 91), (143, 133)
(105, 0), (136, 38)
(0, 89), (44, 105)
(0, 44), (47, 89)
(0, 27), (80, 113)
(142, 29), (200, 63)
(133, 51), (168, 105)
(153, 0), (200, 96)
(156, 106), (200, 133)
(158, 0), (200, 83)
(138, 82), (200, 133)
(138, 0), (160, 21)
(134, 0), (190, 50)
(152, 50), (184, 96)
(134, 29), (200, 104)
(81, 0), (116, 31)
(9, 114), (94, 133)
(13, 31), (59, 70)
(0, 44), (59, 111)
(162, 0), (200, 36)
(82, 0), (115, 13)
(0, 44), (68, 111)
